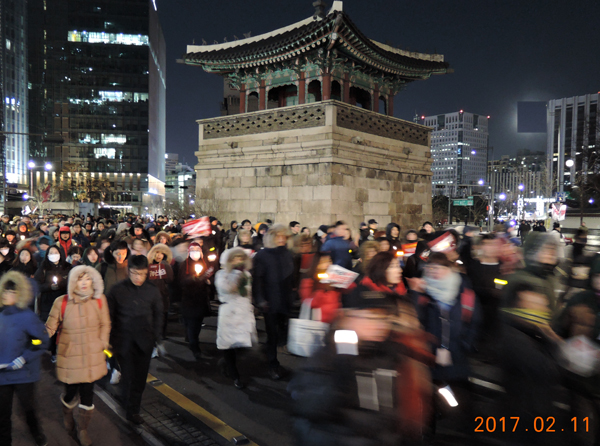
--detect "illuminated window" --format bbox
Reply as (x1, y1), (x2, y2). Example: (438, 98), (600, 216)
(94, 148), (116, 159)
(68, 31), (149, 46)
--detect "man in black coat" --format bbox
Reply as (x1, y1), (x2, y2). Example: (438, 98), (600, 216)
(253, 224), (294, 380)
(107, 255), (163, 425)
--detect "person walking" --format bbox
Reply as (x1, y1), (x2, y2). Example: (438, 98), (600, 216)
(253, 224), (294, 380)
(178, 242), (213, 360)
(96, 240), (129, 294)
(107, 255), (163, 425)
(0, 271), (49, 446)
(147, 243), (174, 340)
(215, 248), (257, 389)
(45, 266), (111, 446)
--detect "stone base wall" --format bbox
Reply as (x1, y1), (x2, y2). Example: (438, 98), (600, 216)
(196, 161), (431, 232)
(195, 101), (433, 233)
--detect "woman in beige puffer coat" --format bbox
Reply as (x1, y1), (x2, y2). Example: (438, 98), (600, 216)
(45, 265), (110, 446)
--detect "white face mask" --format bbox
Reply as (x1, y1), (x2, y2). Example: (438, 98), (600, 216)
(0, 248), (9, 256)
(189, 251), (201, 261)
(48, 254), (60, 263)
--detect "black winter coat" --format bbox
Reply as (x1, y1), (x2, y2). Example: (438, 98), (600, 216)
(178, 258), (212, 319)
(107, 278), (163, 355)
(253, 246), (294, 314)
(34, 261), (71, 320)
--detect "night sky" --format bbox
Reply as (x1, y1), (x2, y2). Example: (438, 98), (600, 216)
(156, 0), (600, 165)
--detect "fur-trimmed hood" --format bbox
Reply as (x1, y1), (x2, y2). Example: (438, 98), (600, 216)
(155, 231), (172, 245)
(220, 247), (252, 272)
(0, 271), (33, 309)
(67, 265), (104, 300)
(147, 243), (173, 264)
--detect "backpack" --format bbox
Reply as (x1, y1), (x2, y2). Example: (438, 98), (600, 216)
(55, 295), (102, 343)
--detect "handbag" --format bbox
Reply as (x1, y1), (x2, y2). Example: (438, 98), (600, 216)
(287, 299), (329, 357)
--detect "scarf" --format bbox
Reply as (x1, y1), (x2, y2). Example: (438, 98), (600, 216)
(425, 272), (461, 307)
(501, 308), (552, 327)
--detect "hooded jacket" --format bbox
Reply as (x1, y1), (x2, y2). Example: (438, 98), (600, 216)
(321, 234), (352, 270)
(215, 248), (257, 349)
(34, 235), (53, 264)
(178, 243), (212, 318)
(95, 245), (129, 294)
(57, 226), (74, 257)
(154, 231), (173, 247)
(225, 221), (238, 250)
(0, 271), (49, 386)
(45, 265), (111, 384)
(385, 223), (402, 251)
(34, 247), (72, 320)
(147, 243), (174, 308)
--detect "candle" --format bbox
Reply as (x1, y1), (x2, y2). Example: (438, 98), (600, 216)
(194, 264), (203, 275)
(20, 235), (25, 240)
(207, 254), (217, 262)
(52, 276), (58, 285)
(317, 273), (328, 281)
(396, 250), (404, 257)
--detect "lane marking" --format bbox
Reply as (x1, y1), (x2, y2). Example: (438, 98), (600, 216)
(147, 373), (259, 446)
(94, 386), (165, 446)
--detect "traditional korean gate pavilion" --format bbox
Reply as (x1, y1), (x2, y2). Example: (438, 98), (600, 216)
(183, 1), (451, 230)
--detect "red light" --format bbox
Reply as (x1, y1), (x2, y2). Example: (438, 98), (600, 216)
(487, 115), (490, 119)
(421, 115), (425, 119)
(459, 109), (463, 113)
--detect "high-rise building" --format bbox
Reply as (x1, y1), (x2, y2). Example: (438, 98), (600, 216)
(164, 153), (179, 175)
(27, 0), (166, 214)
(1, 0), (29, 187)
(422, 111), (489, 196)
(547, 93), (599, 193)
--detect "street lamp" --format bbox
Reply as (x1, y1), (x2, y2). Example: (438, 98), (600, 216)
(518, 184), (524, 191)
(28, 161), (53, 196)
(499, 193), (506, 200)
(478, 179), (484, 186)
(566, 159), (574, 168)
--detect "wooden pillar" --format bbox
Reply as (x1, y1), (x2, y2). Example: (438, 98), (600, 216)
(343, 73), (350, 104)
(373, 85), (380, 113)
(322, 72), (331, 100)
(388, 94), (394, 116)
(298, 72), (306, 104)
(259, 79), (266, 110)
(239, 83), (246, 114)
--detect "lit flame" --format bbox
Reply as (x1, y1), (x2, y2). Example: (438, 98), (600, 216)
(317, 273), (329, 281)
(207, 254), (217, 262)
(195, 264), (203, 275)
(439, 385), (459, 407)
(52, 276), (58, 284)
(20, 235), (25, 240)
(396, 251), (404, 257)
(334, 330), (358, 344)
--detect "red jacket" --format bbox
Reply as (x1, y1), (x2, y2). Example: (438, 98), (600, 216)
(299, 278), (342, 324)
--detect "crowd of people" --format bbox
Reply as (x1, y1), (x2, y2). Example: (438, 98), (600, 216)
(0, 212), (597, 446)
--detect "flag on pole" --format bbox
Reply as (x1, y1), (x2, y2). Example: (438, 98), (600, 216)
(182, 216), (211, 237)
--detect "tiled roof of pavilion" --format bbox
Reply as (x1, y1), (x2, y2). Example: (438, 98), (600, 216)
(183, 1), (449, 80)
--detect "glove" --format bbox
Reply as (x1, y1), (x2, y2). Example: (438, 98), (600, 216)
(156, 343), (167, 357)
(7, 357), (26, 371)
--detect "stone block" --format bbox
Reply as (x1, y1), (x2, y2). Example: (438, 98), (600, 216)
(291, 165), (308, 175)
(266, 166), (283, 176)
(279, 199), (303, 213)
(211, 169), (229, 178)
(331, 173), (343, 185)
(306, 174), (320, 186)
(292, 174), (308, 186)
(241, 176), (257, 188)
(364, 202), (388, 215)
(313, 186), (332, 200)
(214, 188), (231, 200)
(402, 183), (415, 193)
(260, 200), (278, 213)
(302, 200), (330, 214)
(257, 176), (282, 187)
(230, 188), (250, 200)
(282, 176), (293, 187)
(265, 187), (289, 200)
(227, 168), (244, 178)
(289, 186), (313, 201)
(242, 168), (256, 177)
(223, 177), (241, 188)
(356, 189), (368, 203)
(249, 188), (266, 200)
